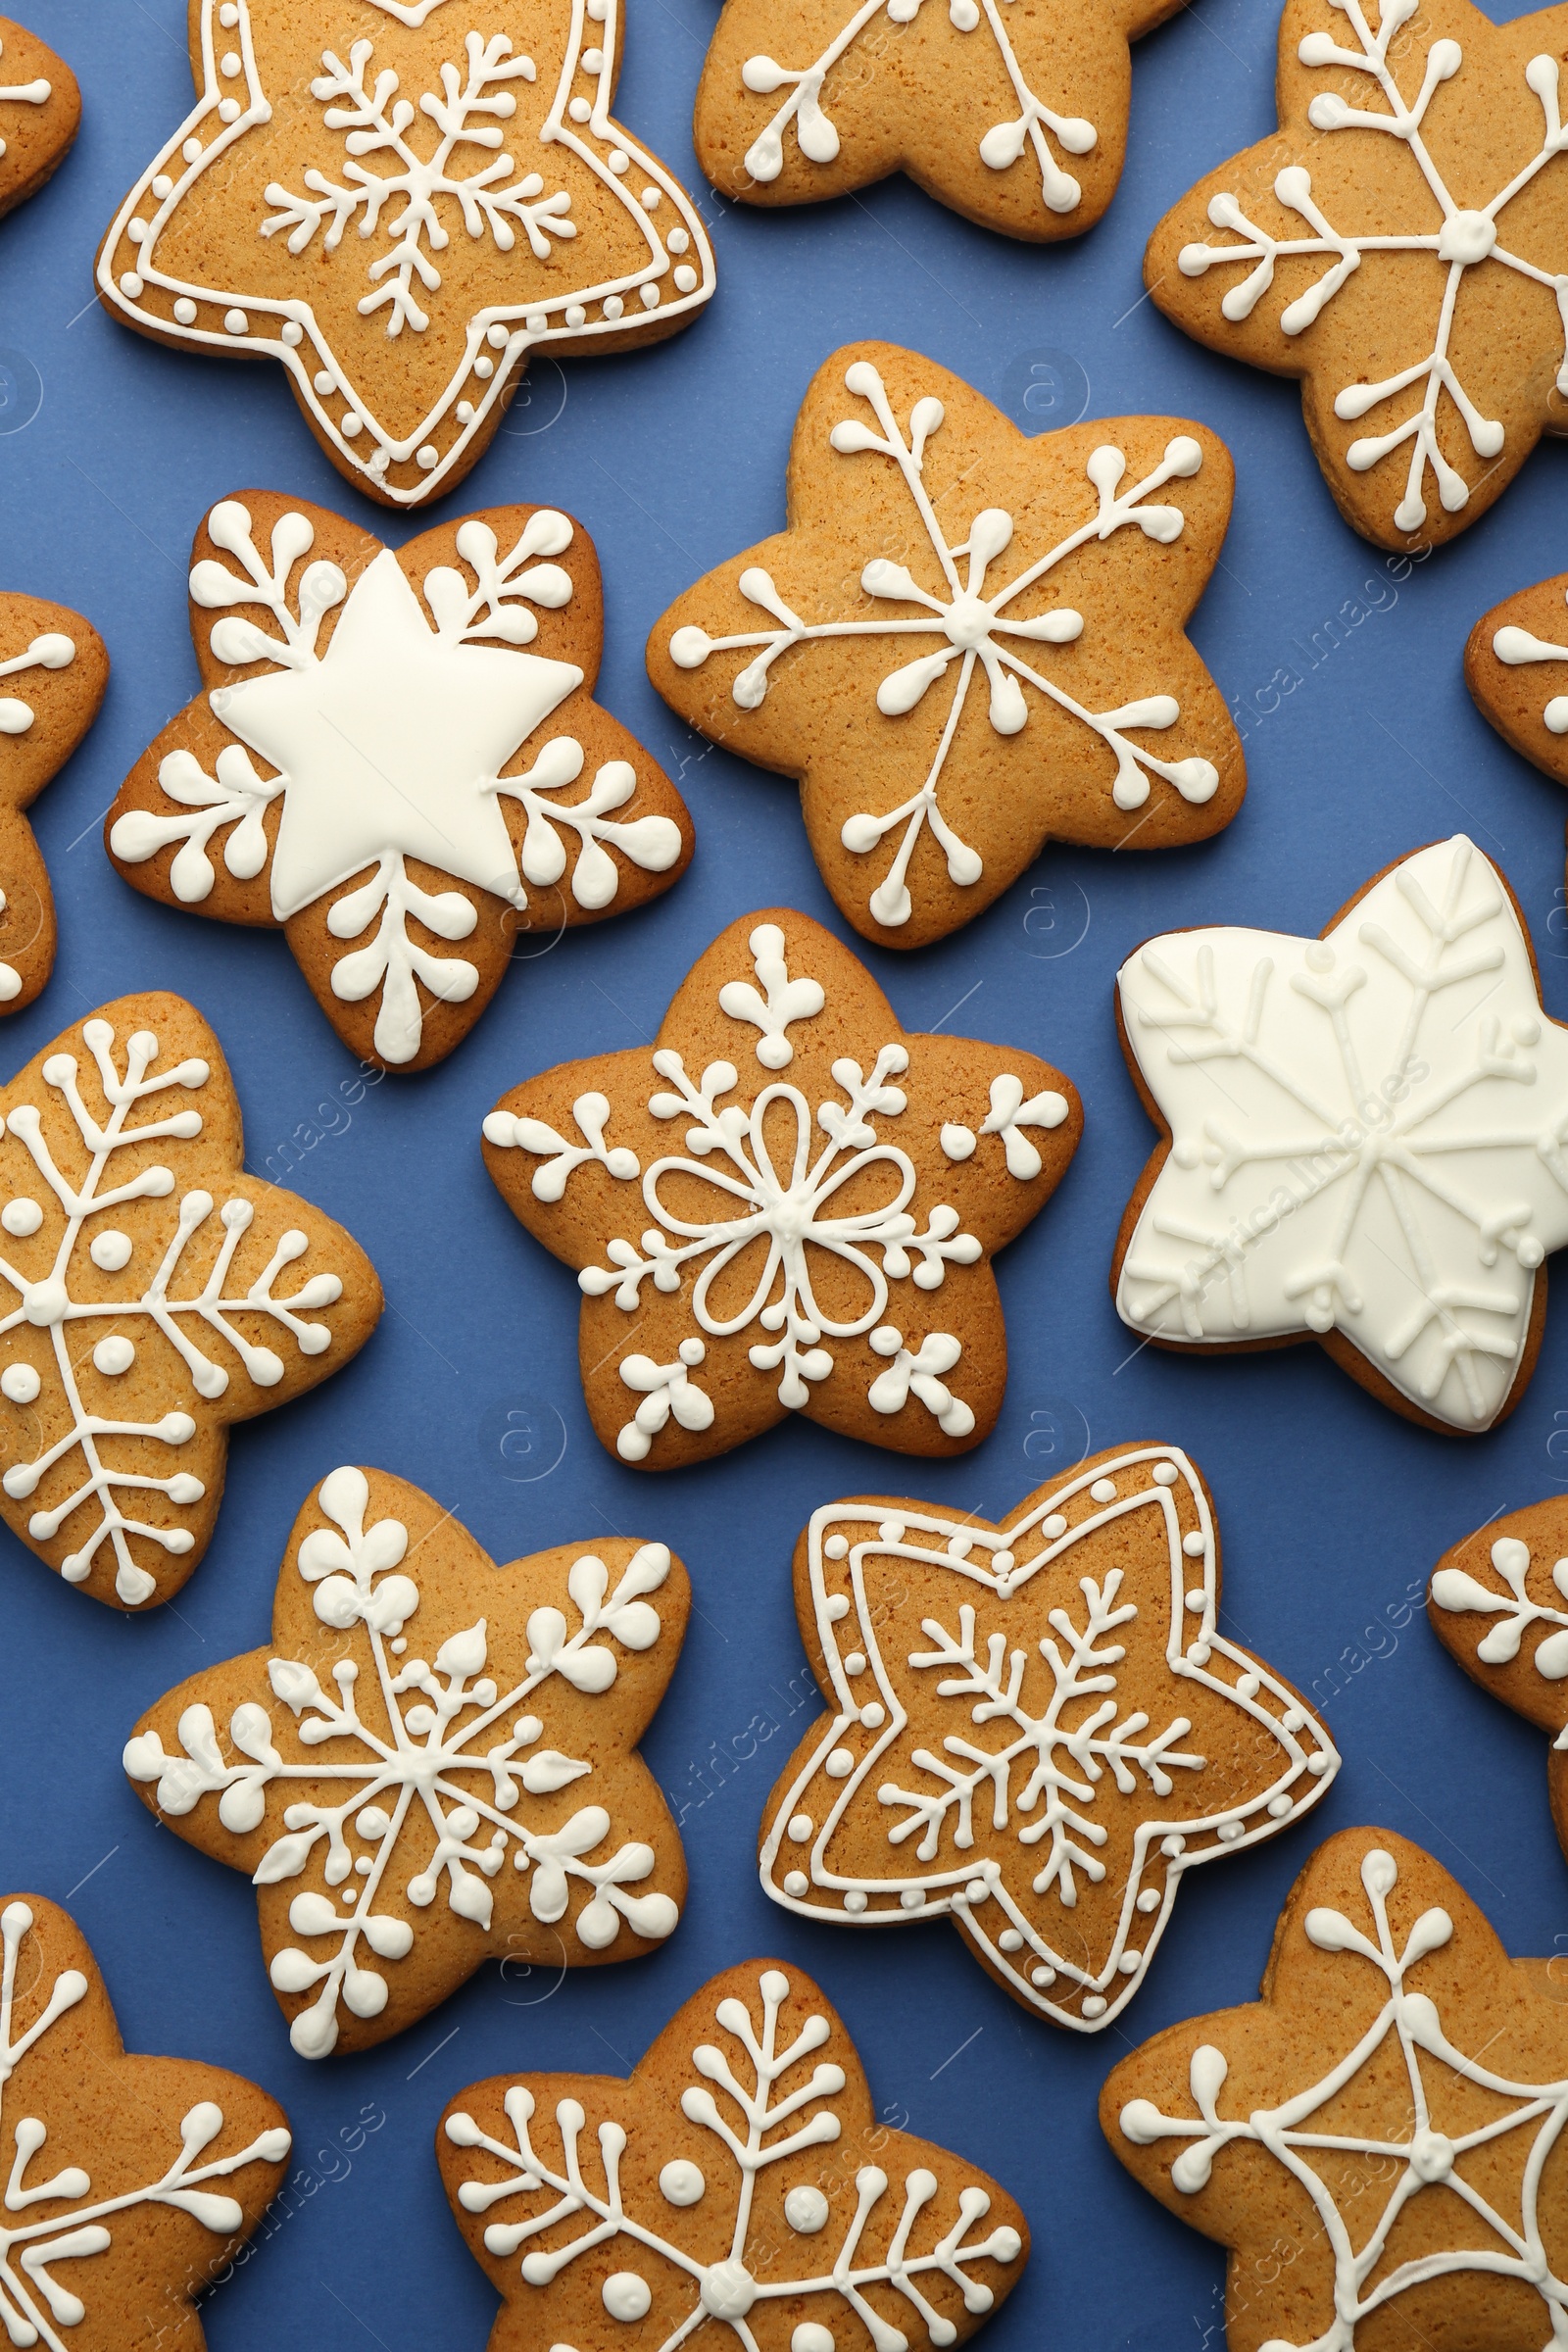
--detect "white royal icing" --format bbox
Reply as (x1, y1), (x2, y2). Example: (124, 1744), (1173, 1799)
(95, 1), (716, 505)
(123, 1469), (681, 2058)
(0, 629), (76, 1005)
(0, 1900), (290, 2351)
(669, 360), (1218, 931)
(0, 34), (52, 164)
(1494, 595), (1568, 737)
(760, 1446), (1338, 2032)
(1432, 1532), (1568, 1709)
(1115, 835), (1568, 1433)
(109, 500), (682, 1065)
(1177, 0), (1568, 533)
(444, 1963), (1023, 2331)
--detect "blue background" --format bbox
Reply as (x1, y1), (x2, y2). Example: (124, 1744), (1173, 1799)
(1, 1), (1566, 2344)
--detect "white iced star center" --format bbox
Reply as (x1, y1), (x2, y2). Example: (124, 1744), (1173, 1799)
(1410, 2127), (1455, 2182)
(1439, 208), (1495, 265)
(22, 1278), (67, 1329)
(700, 2259), (758, 2319)
(944, 593), (996, 653)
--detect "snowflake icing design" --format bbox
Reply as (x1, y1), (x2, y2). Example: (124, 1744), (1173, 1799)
(1171, 0), (1568, 536)
(1432, 1529), (1568, 1711)
(0, 1009), (365, 1608)
(0, 1900), (289, 2352)
(441, 1962), (1026, 2352)
(1492, 592), (1568, 738)
(1116, 1841), (1568, 2351)
(760, 1447), (1338, 2033)
(124, 1468), (684, 2059)
(1115, 835), (1568, 1433)
(667, 359), (1221, 934)
(108, 498), (685, 1067)
(0, 36), (52, 163)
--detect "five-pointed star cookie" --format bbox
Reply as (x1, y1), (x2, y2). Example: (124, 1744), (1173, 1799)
(94, 0), (715, 509)
(0, 15), (78, 222)
(0, 595), (108, 1014)
(438, 1957), (1028, 2352)
(1112, 834), (1568, 1435)
(1144, 0), (1568, 551)
(759, 1444), (1339, 2034)
(124, 1466), (689, 2059)
(1104, 1829), (1568, 2352)
(0, 1894), (290, 2352)
(650, 344), (1243, 952)
(482, 907), (1082, 1468)
(692, 0), (1183, 240)
(105, 491), (693, 1072)
(0, 994), (381, 1610)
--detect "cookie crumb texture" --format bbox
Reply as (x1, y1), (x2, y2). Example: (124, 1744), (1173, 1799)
(106, 491), (692, 1071)
(0, 595), (108, 1014)
(1145, 0), (1568, 552)
(694, 0), (1183, 241)
(0, 15), (78, 220)
(1103, 1827), (1568, 2351)
(760, 1444), (1338, 2032)
(0, 1894), (289, 2352)
(652, 343), (1242, 951)
(0, 994), (382, 1610)
(484, 907), (1082, 1467)
(125, 1467), (689, 2059)
(95, 1), (715, 508)
(439, 1957), (1028, 2352)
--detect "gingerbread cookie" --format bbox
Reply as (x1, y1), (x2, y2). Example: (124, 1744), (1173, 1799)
(0, 597), (108, 1013)
(439, 1957), (1028, 2352)
(1104, 1828), (1568, 2349)
(1144, 0), (1568, 551)
(0, 16), (78, 221)
(650, 345), (1243, 952)
(483, 907), (1081, 1467)
(760, 1445), (1339, 2034)
(1112, 834), (1568, 1435)
(124, 1467), (689, 2059)
(1429, 1495), (1568, 1859)
(1466, 564), (1568, 807)
(693, 0), (1184, 241)
(95, 2), (715, 510)
(0, 1894), (290, 2352)
(106, 493), (692, 1071)
(0, 995), (381, 1610)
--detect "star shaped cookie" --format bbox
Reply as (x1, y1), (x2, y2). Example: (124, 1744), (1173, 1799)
(759, 1444), (1339, 2033)
(483, 907), (1082, 1467)
(1144, 0), (1568, 550)
(94, 0), (715, 508)
(650, 344), (1243, 952)
(0, 595), (108, 1013)
(1466, 562), (1568, 812)
(0, 15), (78, 221)
(106, 491), (692, 1071)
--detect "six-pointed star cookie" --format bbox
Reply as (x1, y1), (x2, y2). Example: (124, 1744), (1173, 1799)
(760, 1444), (1338, 2034)
(1104, 1829), (1568, 2352)
(1112, 834), (1568, 1435)
(124, 1466), (690, 2059)
(1144, 0), (1568, 551)
(650, 344), (1243, 951)
(94, 0), (715, 508)
(0, 994), (381, 1610)
(692, 0), (1184, 240)
(0, 595), (108, 1013)
(0, 15), (78, 221)
(438, 1957), (1028, 2352)
(105, 491), (692, 1072)
(483, 907), (1082, 1467)
(0, 1894), (289, 2352)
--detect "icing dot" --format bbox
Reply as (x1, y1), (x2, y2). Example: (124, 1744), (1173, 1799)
(1118, 1951), (1142, 1974)
(356, 1807), (389, 1838)
(793, 2328), (835, 2352)
(1090, 1478), (1117, 1502)
(1268, 1794), (1293, 1818)
(603, 295), (624, 320)
(964, 1878), (989, 1905)
(355, 1856), (371, 1875)
(609, 149), (630, 174)
(218, 98), (240, 123)
(1306, 1751), (1330, 1775)
(784, 2184), (829, 2233)
(341, 414), (362, 438)
(878, 1520), (906, 1544)
(220, 51), (241, 75)
(660, 2160), (705, 2206)
(151, 176), (173, 199)
(1082, 1994), (1107, 2018)
(416, 445), (439, 469)
(523, 314), (547, 337)
(1410, 2129), (1455, 2184)
(1217, 1820), (1244, 1842)
(1137, 1887), (1160, 1913)
(582, 47), (606, 74)
(787, 1814), (812, 1843)
(1187, 1641), (1211, 1665)
(823, 1533), (849, 1559)
(127, 219), (148, 244)
(603, 2274), (651, 2323)
(220, 1), (239, 21)
(824, 1593), (851, 1621)
(782, 1871), (808, 1897)
(1041, 1514), (1067, 1539)
(640, 283), (661, 308)
(564, 304), (587, 328)
(1520, 1237), (1545, 1268)
(641, 187), (661, 211)
(1152, 1461), (1179, 1486)
(1030, 1964), (1055, 1987)
(89, 1230), (132, 1272)
(991, 1550), (1014, 1576)
(824, 1748), (855, 1778)
(1237, 1672), (1260, 1697)
(568, 96), (593, 122)
(859, 1703), (885, 1728)
(1182, 1530), (1206, 1556)
(1515, 1016), (1542, 1046)
(280, 321), (303, 345)
(1184, 1589), (1205, 1613)
(182, 138), (204, 164)
(1161, 1835), (1185, 1857)
(487, 324), (510, 350)
(899, 1888), (924, 1910)
(844, 1889), (868, 1913)
(1, 1365), (38, 1404)
(674, 265), (699, 293)
(92, 1337), (135, 1377)
(474, 355), (495, 378)
(1305, 941), (1334, 970)
(2, 1200), (41, 1238)
(456, 402), (474, 423)
(313, 369), (335, 394)
(1173, 1138), (1201, 1167)
(668, 226), (690, 254)
(120, 272), (144, 298)
(998, 1927), (1023, 1950)
(1282, 1709), (1304, 1733)
(172, 297), (197, 325)
(843, 1651), (866, 1677)
(223, 308), (248, 335)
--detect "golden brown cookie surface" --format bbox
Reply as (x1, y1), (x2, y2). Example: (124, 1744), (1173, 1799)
(1429, 1494), (1568, 1858)
(0, 15), (78, 220)
(650, 344), (1243, 952)
(1466, 565), (1568, 803)
(0, 595), (108, 1013)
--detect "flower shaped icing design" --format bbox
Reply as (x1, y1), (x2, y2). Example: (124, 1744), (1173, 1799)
(94, 1), (715, 508)
(483, 907), (1082, 1467)
(0, 14), (79, 221)
(0, 1895), (289, 2352)
(651, 345), (1243, 951)
(1144, 0), (1568, 550)
(1104, 1829), (1568, 2352)
(1113, 834), (1568, 1435)
(693, 0), (1181, 239)
(0, 996), (380, 1611)
(124, 1466), (689, 2059)
(0, 595), (108, 1013)
(105, 492), (692, 1071)
(1465, 560), (1568, 827)
(439, 1958), (1028, 2352)
(759, 1445), (1338, 2034)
